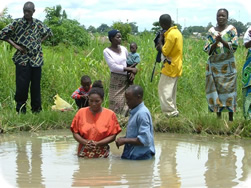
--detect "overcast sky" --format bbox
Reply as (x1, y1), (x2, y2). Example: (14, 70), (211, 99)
(1, 0), (250, 31)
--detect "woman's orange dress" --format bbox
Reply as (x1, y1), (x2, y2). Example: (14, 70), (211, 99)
(71, 107), (121, 158)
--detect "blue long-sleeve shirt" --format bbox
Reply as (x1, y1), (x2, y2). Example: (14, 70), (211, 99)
(122, 102), (155, 160)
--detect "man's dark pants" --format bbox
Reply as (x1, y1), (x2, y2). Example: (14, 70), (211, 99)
(15, 63), (42, 113)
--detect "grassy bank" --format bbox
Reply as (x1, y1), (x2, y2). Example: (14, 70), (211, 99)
(0, 34), (250, 137)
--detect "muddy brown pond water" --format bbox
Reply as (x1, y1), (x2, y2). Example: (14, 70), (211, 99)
(1, 130), (251, 187)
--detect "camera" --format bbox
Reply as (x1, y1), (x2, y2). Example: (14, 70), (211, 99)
(154, 30), (166, 47)
(154, 30), (166, 63)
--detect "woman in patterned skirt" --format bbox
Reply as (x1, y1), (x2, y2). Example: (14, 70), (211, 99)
(204, 8), (238, 121)
(103, 30), (137, 115)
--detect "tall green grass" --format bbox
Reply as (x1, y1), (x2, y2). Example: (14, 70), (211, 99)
(0, 34), (250, 136)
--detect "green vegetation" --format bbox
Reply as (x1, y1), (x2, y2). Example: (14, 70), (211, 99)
(0, 34), (250, 137)
(0, 5), (250, 136)
(43, 5), (90, 46)
(112, 21), (132, 41)
(0, 8), (13, 30)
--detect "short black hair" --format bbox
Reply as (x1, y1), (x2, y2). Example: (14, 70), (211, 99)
(24, 1), (35, 10)
(159, 14), (172, 27)
(81, 75), (91, 83)
(89, 80), (104, 99)
(217, 8), (229, 18)
(126, 85), (143, 98)
(130, 42), (137, 49)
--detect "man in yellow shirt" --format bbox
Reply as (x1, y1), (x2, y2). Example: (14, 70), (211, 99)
(156, 14), (183, 117)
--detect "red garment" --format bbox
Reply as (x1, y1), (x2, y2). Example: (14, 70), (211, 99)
(71, 107), (121, 156)
(78, 145), (110, 158)
(71, 86), (92, 99)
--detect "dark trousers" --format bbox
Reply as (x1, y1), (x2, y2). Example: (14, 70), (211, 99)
(15, 63), (42, 113)
(75, 98), (89, 109)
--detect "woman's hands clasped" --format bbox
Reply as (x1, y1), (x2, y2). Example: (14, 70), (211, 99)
(85, 140), (98, 149)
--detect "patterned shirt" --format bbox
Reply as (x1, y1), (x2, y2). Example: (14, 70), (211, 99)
(71, 86), (91, 99)
(0, 17), (53, 67)
(242, 26), (251, 88)
(204, 25), (238, 55)
(121, 102), (155, 160)
(243, 26), (251, 60)
(243, 26), (251, 46)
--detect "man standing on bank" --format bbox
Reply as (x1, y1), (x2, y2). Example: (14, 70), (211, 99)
(116, 85), (155, 160)
(156, 14), (183, 118)
(0, 1), (52, 114)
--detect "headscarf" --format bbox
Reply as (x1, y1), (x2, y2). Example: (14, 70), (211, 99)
(108, 29), (120, 42)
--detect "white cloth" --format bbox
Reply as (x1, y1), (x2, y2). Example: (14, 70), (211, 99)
(103, 45), (128, 75)
(243, 26), (251, 45)
(158, 74), (179, 117)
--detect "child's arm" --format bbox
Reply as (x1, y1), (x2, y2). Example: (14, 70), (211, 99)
(128, 54), (140, 68)
(129, 63), (138, 68)
(71, 88), (82, 99)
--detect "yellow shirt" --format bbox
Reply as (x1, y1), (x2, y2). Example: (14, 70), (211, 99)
(161, 26), (183, 77)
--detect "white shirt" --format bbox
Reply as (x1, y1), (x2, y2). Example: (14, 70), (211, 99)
(103, 45), (128, 75)
(244, 26), (251, 46)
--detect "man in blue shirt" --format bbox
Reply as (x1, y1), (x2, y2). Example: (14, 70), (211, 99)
(116, 85), (155, 160)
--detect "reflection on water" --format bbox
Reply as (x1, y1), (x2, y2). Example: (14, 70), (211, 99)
(1, 130), (251, 187)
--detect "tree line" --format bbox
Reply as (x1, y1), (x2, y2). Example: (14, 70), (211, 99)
(1, 5), (250, 48)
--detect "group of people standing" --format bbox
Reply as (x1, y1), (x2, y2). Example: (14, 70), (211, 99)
(70, 28), (155, 159)
(0, 1), (250, 160)
(70, 8), (251, 159)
